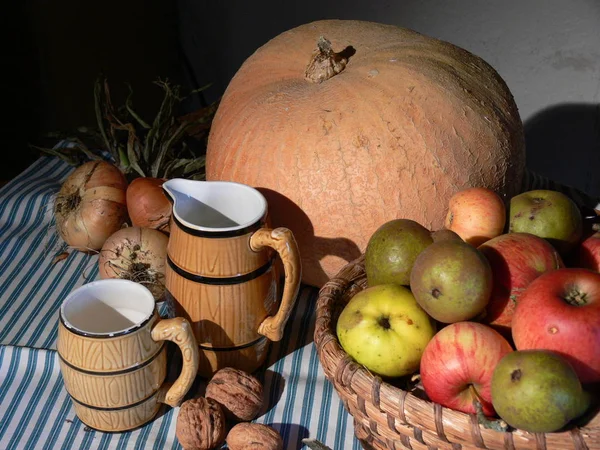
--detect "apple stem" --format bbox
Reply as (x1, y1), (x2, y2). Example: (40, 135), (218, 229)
(468, 385), (509, 432)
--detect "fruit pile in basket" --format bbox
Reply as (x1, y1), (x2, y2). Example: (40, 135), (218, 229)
(336, 187), (600, 434)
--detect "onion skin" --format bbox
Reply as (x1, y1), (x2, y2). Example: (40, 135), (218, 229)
(99, 226), (168, 300)
(54, 160), (128, 251)
(126, 177), (171, 232)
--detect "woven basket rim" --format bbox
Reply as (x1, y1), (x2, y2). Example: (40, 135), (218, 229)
(314, 254), (600, 450)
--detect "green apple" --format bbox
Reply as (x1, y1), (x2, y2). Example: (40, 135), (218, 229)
(336, 283), (436, 377)
(509, 189), (582, 255)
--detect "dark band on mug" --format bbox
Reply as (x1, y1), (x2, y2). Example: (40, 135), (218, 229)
(57, 342), (166, 376)
(69, 388), (159, 412)
(198, 335), (267, 352)
(168, 206), (267, 238)
(167, 255), (274, 285)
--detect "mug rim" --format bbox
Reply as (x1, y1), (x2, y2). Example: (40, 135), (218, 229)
(60, 279), (155, 338)
(163, 179), (268, 233)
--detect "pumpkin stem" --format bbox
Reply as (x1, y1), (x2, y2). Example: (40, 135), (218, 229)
(305, 36), (351, 83)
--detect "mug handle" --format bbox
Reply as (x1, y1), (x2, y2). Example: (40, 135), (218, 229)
(151, 317), (199, 407)
(250, 227), (302, 341)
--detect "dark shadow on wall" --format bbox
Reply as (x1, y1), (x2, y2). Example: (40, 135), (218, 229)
(1, 3), (41, 182)
(175, 0), (411, 104)
(1, 1), (191, 183)
(524, 103), (600, 198)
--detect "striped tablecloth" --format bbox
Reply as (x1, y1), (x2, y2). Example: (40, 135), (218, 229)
(0, 156), (359, 450)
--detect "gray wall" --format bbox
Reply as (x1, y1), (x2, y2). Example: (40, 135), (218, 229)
(179, 0), (600, 196)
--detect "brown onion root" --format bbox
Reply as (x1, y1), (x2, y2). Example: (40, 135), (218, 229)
(98, 227), (168, 300)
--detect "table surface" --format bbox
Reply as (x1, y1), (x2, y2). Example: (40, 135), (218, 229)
(0, 156), (360, 450)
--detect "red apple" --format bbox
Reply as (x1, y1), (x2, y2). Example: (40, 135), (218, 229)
(445, 187), (506, 247)
(572, 231), (600, 271)
(420, 322), (513, 416)
(512, 268), (600, 383)
(478, 233), (563, 335)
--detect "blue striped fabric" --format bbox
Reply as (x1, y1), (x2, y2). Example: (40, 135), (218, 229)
(0, 157), (359, 449)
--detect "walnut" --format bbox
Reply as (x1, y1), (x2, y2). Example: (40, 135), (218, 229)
(205, 367), (264, 422)
(175, 397), (226, 450)
(226, 423), (283, 450)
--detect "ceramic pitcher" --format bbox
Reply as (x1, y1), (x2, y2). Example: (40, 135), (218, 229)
(162, 179), (301, 377)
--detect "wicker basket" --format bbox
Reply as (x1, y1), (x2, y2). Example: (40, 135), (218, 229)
(314, 255), (600, 450)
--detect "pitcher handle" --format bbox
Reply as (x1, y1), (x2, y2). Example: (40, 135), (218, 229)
(151, 317), (199, 407)
(250, 227), (302, 341)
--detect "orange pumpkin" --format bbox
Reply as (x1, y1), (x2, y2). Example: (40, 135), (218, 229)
(206, 20), (525, 287)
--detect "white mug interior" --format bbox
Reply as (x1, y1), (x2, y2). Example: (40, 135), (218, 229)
(162, 179), (267, 232)
(60, 279), (155, 336)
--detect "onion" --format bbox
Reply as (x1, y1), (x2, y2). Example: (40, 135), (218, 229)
(98, 226), (168, 301)
(126, 177), (171, 232)
(54, 160), (128, 251)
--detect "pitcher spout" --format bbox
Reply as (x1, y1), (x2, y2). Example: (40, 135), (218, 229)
(161, 178), (268, 233)
(161, 178), (196, 205)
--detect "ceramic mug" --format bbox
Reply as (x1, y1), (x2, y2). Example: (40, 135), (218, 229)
(163, 179), (302, 377)
(57, 279), (199, 432)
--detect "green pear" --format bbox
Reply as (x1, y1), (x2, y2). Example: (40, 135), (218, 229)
(365, 219), (433, 287)
(491, 350), (590, 433)
(431, 229), (464, 243)
(409, 240), (492, 323)
(509, 189), (582, 255)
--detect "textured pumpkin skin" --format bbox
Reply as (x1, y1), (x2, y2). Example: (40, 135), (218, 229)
(206, 20), (525, 287)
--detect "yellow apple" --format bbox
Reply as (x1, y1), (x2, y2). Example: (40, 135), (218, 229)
(336, 284), (436, 377)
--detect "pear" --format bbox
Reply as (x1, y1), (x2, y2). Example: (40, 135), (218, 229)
(365, 219), (433, 287)
(491, 350), (590, 433)
(431, 229), (464, 243)
(409, 240), (492, 323)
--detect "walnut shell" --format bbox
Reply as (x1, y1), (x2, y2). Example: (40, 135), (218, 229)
(205, 367), (264, 422)
(176, 397), (226, 450)
(226, 423), (283, 450)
